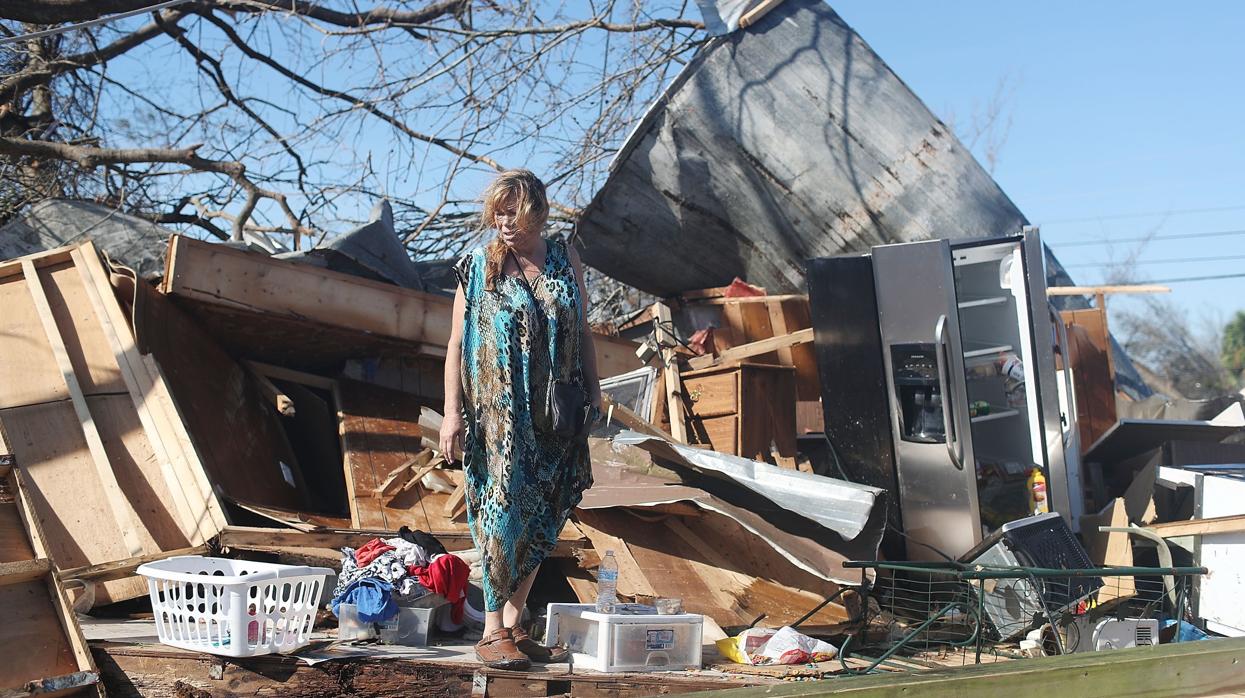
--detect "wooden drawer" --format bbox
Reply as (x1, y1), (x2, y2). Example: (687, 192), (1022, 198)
(688, 415), (738, 454)
(684, 371), (738, 418)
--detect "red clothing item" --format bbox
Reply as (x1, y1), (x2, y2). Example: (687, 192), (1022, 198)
(353, 538), (395, 567)
(410, 554), (470, 623)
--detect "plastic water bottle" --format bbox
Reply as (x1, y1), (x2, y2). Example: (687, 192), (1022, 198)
(595, 550), (618, 613)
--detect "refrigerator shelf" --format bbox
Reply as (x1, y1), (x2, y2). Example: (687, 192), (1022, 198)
(957, 295), (1008, 310)
(970, 406), (1020, 424)
(962, 342), (1013, 360)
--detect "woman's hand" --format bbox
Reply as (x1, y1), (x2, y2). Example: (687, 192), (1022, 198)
(439, 412), (465, 463)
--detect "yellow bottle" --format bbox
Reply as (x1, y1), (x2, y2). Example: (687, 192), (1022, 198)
(1027, 467), (1049, 515)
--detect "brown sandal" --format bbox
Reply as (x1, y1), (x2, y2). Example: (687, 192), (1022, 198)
(511, 625), (570, 663)
(475, 628), (532, 670)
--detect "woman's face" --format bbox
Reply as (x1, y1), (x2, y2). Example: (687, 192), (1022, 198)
(494, 196), (540, 249)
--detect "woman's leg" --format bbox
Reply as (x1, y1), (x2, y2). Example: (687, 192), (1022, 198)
(502, 565), (540, 629)
(483, 610), (505, 637)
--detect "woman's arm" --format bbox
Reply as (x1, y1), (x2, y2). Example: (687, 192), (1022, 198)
(439, 283), (467, 462)
(568, 245), (602, 410)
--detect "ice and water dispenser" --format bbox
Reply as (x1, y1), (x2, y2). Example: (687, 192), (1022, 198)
(891, 344), (947, 443)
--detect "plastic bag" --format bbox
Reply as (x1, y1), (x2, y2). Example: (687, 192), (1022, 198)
(757, 626), (838, 665)
(714, 628), (777, 665)
(715, 626), (837, 665)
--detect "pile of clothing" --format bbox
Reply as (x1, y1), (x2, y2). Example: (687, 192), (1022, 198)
(330, 526), (472, 630)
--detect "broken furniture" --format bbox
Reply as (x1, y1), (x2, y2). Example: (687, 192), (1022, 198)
(678, 362), (796, 463)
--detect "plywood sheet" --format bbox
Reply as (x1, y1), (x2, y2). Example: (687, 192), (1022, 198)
(40, 263), (127, 397)
(0, 275), (66, 409)
(0, 580), (79, 688)
(135, 279), (308, 510)
(2, 401), (148, 603)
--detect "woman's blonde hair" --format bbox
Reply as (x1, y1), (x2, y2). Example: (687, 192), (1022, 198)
(480, 169), (549, 291)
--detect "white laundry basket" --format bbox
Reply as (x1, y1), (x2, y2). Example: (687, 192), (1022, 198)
(137, 555), (334, 657)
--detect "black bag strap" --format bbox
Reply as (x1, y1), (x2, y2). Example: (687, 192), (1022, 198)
(507, 247), (547, 330)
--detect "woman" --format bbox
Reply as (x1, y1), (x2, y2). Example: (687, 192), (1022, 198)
(440, 169), (600, 670)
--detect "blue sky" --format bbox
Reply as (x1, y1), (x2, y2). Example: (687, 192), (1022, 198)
(830, 1), (1245, 331)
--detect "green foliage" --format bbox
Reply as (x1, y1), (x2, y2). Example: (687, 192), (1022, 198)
(1223, 311), (1245, 379)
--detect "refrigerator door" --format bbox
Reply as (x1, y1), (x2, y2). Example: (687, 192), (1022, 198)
(873, 239), (980, 560)
(1019, 226), (1083, 528)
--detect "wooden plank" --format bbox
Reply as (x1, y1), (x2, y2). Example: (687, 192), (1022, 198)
(374, 450), (434, 497)
(0, 275), (67, 411)
(1147, 514), (1245, 538)
(653, 303), (688, 443)
(58, 545), (208, 584)
(593, 332), (645, 380)
(691, 294), (806, 305)
(687, 328), (814, 371)
(1047, 284), (1171, 296)
(22, 260), (145, 557)
(216, 525), (585, 558)
(601, 395), (676, 440)
(163, 235), (453, 347)
(0, 247), (74, 281)
(1062, 308), (1117, 455)
(91, 642), (754, 697)
(766, 300), (795, 367)
(0, 559), (53, 585)
(72, 246), (225, 544)
(573, 515), (657, 598)
(1, 465), (102, 697)
(442, 480), (468, 520)
(700, 636), (1245, 698)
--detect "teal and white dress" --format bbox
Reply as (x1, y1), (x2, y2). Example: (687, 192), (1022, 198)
(452, 238), (592, 611)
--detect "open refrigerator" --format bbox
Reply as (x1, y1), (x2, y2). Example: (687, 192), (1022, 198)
(808, 228), (1082, 561)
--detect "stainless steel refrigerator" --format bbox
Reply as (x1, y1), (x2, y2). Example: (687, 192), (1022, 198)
(807, 228), (1082, 561)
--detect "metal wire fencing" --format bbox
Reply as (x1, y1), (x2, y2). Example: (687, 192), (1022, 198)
(836, 561), (1206, 673)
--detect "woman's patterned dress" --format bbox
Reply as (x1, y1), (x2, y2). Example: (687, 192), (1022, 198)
(452, 237), (593, 611)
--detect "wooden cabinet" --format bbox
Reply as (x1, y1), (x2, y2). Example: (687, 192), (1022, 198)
(677, 362), (796, 462)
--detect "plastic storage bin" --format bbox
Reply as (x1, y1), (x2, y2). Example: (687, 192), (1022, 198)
(337, 602), (448, 646)
(137, 555), (334, 657)
(545, 603), (702, 673)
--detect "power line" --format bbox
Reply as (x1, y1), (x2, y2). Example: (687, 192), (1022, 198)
(1139, 272), (1245, 284)
(0, 0), (194, 48)
(1049, 228), (1245, 248)
(1065, 253), (1245, 268)
(1040, 204), (1245, 224)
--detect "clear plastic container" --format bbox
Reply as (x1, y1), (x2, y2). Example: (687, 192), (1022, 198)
(545, 603), (702, 673)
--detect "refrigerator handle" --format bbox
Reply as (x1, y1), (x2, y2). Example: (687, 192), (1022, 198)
(1049, 302), (1078, 447)
(935, 315), (964, 470)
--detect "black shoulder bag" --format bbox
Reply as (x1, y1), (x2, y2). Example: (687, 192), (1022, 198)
(507, 248), (594, 441)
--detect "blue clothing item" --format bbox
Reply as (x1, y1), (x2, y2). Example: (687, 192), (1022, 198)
(452, 238), (593, 611)
(331, 577), (397, 623)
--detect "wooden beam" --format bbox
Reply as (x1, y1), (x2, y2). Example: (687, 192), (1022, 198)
(21, 260), (146, 557)
(687, 328), (814, 370)
(0, 246), (75, 281)
(653, 302), (688, 443)
(59, 546), (209, 584)
(688, 293), (806, 305)
(0, 558), (52, 585)
(699, 636), (1245, 697)
(162, 235), (453, 348)
(601, 394), (676, 440)
(216, 525), (585, 558)
(1047, 285), (1171, 296)
(244, 360), (338, 392)
(1147, 514), (1245, 538)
